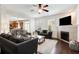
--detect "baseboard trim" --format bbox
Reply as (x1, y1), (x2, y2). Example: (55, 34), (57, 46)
(58, 38), (69, 44)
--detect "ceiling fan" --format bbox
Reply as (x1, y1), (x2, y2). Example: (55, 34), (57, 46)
(33, 4), (49, 14)
(38, 4), (49, 12)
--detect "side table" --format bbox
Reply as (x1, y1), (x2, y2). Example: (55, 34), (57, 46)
(69, 40), (79, 51)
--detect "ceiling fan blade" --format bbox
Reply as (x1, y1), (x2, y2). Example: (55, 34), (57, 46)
(42, 9), (49, 12)
(43, 5), (48, 8)
(39, 4), (42, 9)
(33, 4), (37, 7)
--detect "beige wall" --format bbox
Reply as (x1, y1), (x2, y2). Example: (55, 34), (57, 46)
(76, 5), (79, 42)
(0, 11), (35, 34)
(35, 11), (77, 40)
(58, 11), (77, 41)
(0, 12), (10, 33)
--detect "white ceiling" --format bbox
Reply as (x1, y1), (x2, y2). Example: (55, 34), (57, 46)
(1, 4), (77, 18)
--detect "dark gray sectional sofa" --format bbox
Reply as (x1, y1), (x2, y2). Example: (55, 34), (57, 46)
(0, 33), (38, 54)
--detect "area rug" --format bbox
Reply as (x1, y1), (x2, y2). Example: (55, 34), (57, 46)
(37, 39), (58, 54)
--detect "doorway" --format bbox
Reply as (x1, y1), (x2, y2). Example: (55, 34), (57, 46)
(9, 20), (30, 32)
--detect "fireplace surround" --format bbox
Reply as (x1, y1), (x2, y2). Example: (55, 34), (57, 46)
(61, 31), (69, 42)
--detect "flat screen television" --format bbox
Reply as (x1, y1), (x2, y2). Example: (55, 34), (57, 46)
(59, 16), (72, 26)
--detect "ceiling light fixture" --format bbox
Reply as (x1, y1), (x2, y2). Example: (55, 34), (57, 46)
(38, 9), (42, 14)
(33, 4), (49, 14)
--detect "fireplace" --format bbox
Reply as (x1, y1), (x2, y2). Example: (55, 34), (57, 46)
(61, 31), (69, 41)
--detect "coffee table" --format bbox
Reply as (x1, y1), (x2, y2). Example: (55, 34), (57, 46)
(37, 35), (45, 44)
(32, 35), (45, 44)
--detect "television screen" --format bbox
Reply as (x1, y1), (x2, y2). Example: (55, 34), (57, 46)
(59, 16), (72, 26)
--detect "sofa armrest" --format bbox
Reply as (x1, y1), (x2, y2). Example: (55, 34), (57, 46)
(0, 36), (17, 52)
(17, 38), (38, 54)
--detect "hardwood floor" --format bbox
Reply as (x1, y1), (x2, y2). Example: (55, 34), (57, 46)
(0, 39), (79, 54)
(55, 39), (79, 54)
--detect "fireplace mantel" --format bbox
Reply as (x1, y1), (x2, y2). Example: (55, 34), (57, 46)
(58, 25), (77, 43)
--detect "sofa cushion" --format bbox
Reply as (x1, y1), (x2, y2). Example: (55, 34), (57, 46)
(0, 33), (26, 43)
(0, 33), (11, 39)
(8, 35), (25, 43)
(10, 29), (29, 37)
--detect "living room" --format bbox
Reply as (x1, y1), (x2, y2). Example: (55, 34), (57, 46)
(0, 4), (79, 54)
